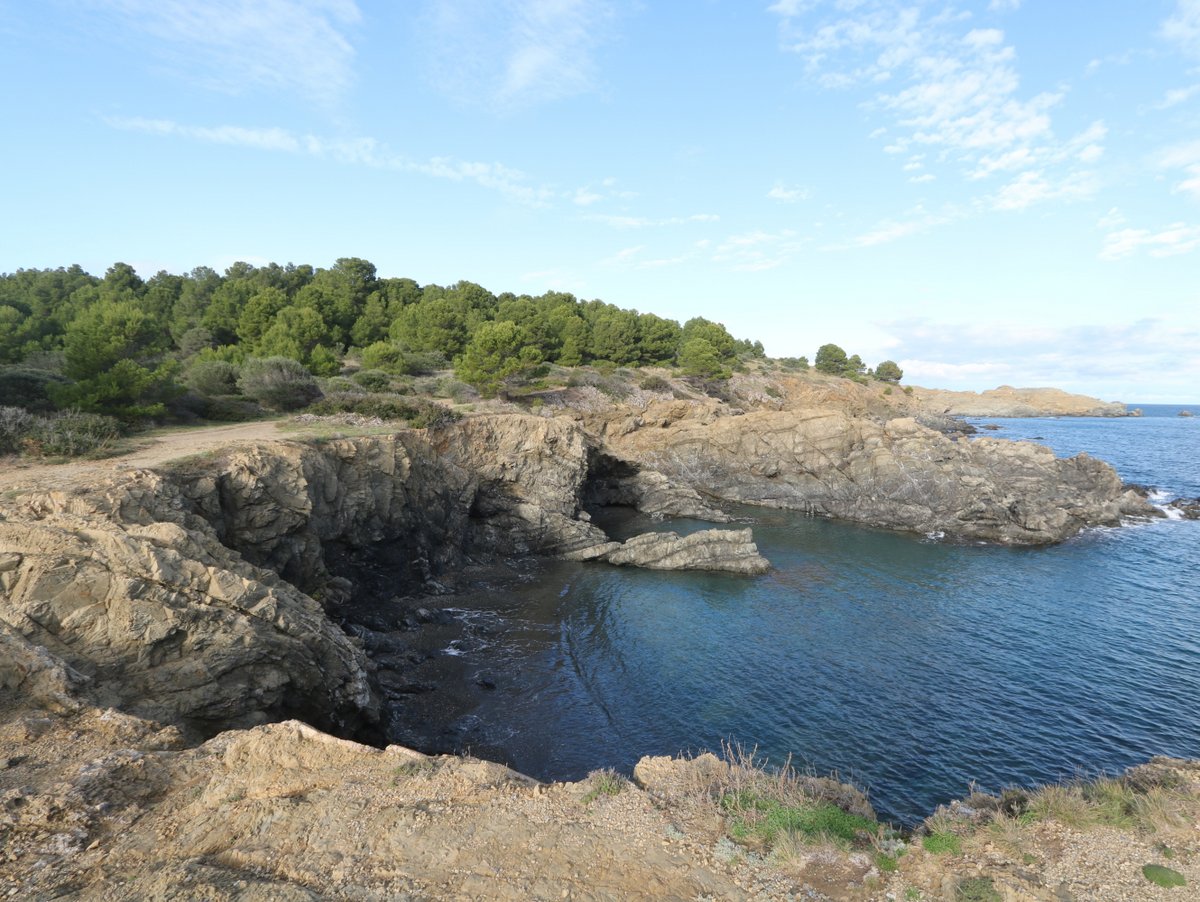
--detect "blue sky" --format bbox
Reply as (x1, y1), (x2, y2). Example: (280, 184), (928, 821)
(2, 1), (1198, 401)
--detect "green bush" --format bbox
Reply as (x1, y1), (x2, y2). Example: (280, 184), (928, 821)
(186, 359), (240, 397)
(204, 397), (265, 422)
(639, 375), (672, 393)
(238, 357), (322, 411)
(19, 409), (123, 457)
(352, 369), (393, 392)
(321, 376), (364, 394)
(306, 393), (462, 428)
(0, 366), (69, 412)
(359, 342), (410, 375)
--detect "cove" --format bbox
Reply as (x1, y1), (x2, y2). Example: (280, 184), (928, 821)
(393, 413), (1200, 826)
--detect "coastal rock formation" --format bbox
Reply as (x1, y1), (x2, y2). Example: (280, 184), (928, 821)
(0, 471), (376, 737)
(0, 418), (765, 741)
(597, 401), (1155, 544)
(911, 384), (1128, 417)
(565, 527), (770, 574)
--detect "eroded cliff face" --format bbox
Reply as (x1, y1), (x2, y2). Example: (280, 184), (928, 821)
(592, 400), (1155, 544)
(0, 470), (375, 738)
(0, 416), (764, 741)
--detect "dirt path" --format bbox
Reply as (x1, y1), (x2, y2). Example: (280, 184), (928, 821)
(0, 419), (292, 492)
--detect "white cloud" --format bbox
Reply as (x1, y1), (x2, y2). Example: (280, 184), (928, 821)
(767, 182), (811, 202)
(711, 229), (806, 271)
(106, 116), (555, 205)
(1155, 83), (1200, 109)
(879, 316), (1200, 399)
(770, 1), (1103, 206)
(1162, 0), (1200, 58)
(988, 0), (1021, 12)
(831, 204), (959, 249)
(1100, 222), (1200, 260)
(87, 0), (360, 104)
(585, 213), (720, 228)
(1096, 207), (1126, 229)
(991, 169), (1097, 211)
(909, 173), (935, 183)
(421, 0), (615, 109)
(1156, 140), (1200, 200)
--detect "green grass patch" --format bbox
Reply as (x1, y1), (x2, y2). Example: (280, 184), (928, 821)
(921, 832), (962, 855)
(875, 852), (899, 872)
(722, 792), (877, 847)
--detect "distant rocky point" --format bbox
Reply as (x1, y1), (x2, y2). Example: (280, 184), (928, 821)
(911, 384), (1127, 418)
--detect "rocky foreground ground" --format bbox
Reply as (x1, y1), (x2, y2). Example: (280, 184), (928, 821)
(1, 372), (1195, 899)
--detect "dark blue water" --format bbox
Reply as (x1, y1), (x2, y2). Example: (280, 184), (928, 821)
(439, 405), (1200, 825)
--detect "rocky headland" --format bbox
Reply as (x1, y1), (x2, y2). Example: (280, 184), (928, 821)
(910, 384), (1129, 418)
(1, 379), (1194, 900)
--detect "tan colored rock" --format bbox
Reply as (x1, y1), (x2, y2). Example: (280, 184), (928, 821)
(598, 528), (770, 574)
(602, 403), (1153, 544)
(912, 384), (1128, 417)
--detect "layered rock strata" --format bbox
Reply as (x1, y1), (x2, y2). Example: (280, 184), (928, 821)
(595, 401), (1155, 544)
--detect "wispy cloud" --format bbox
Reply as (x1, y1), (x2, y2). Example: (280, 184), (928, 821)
(831, 204), (959, 249)
(1162, 0), (1200, 58)
(1100, 222), (1200, 260)
(106, 116), (555, 205)
(585, 212), (719, 228)
(990, 169), (1098, 211)
(881, 316), (1200, 399)
(767, 182), (811, 202)
(1156, 140), (1200, 200)
(711, 229), (806, 271)
(86, 0), (360, 104)
(1154, 83), (1200, 109)
(769, 2), (1102, 209)
(420, 0), (616, 109)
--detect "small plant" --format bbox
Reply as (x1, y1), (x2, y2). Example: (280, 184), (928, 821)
(1142, 863), (1186, 888)
(582, 769), (627, 804)
(956, 876), (1001, 901)
(352, 369), (393, 392)
(904, 888), (923, 901)
(639, 375), (672, 393)
(876, 852), (899, 872)
(392, 759), (437, 782)
(922, 831), (962, 854)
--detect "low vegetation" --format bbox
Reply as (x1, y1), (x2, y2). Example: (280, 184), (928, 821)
(0, 258), (907, 457)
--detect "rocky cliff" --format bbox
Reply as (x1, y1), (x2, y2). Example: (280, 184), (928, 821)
(589, 400), (1154, 544)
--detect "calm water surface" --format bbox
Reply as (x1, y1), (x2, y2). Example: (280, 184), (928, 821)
(432, 406), (1200, 825)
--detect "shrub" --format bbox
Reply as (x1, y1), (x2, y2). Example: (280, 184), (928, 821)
(186, 359), (240, 397)
(402, 350), (448, 375)
(203, 396), (264, 422)
(321, 376), (364, 395)
(25, 409), (122, 457)
(306, 392), (462, 428)
(922, 832), (962, 854)
(359, 342), (410, 375)
(0, 406), (34, 453)
(238, 357), (322, 411)
(639, 375), (672, 393)
(0, 366), (69, 412)
(352, 369), (393, 392)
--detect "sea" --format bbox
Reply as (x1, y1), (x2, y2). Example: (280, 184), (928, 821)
(402, 403), (1200, 826)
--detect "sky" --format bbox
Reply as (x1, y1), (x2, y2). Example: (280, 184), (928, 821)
(1, 1), (1198, 402)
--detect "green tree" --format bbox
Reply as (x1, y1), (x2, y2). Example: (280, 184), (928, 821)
(389, 298), (469, 357)
(681, 318), (737, 362)
(874, 360), (903, 383)
(236, 287), (289, 346)
(455, 321), (541, 397)
(238, 357), (321, 410)
(49, 298), (177, 418)
(814, 343), (849, 375)
(637, 313), (683, 365)
(845, 354), (866, 377)
(588, 306), (640, 364)
(677, 338), (730, 379)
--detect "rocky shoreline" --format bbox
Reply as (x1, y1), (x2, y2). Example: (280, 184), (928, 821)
(1, 388), (1196, 899)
